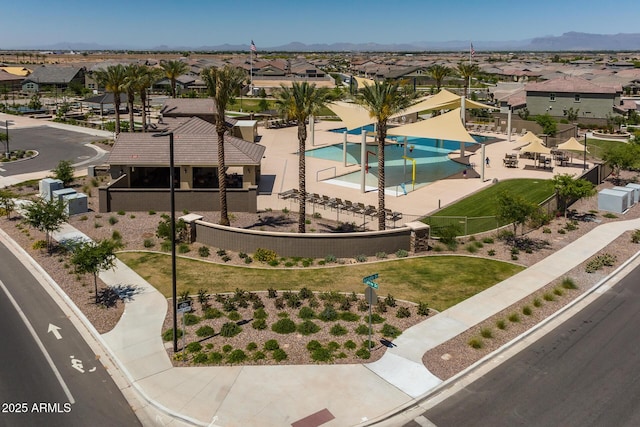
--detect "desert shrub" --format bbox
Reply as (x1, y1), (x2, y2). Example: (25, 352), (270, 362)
(357, 299), (369, 312)
(339, 311), (359, 322)
(253, 351), (266, 361)
(417, 302), (429, 316)
(585, 253), (617, 273)
(267, 287), (277, 298)
(227, 349), (247, 364)
(305, 341), (322, 352)
(632, 229), (640, 244)
(286, 294), (302, 309)
(543, 292), (555, 301)
(396, 306), (411, 318)
(376, 251), (387, 259)
(222, 299), (237, 312)
(183, 313), (200, 326)
(488, 249), (496, 256)
(310, 346), (333, 362)
(395, 249), (409, 258)
(186, 342), (202, 353)
(219, 322), (242, 337)
(344, 340), (357, 350)
(222, 344), (232, 353)
(318, 306), (338, 322)
(339, 298), (352, 311)
(562, 277), (577, 289)
(271, 318), (296, 334)
(298, 306), (316, 319)
(380, 323), (401, 338)
(480, 328), (493, 338)
(274, 297), (285, 310)
(324, 254), (337, 263)
(195, 325), (215, 337)
(508, 313), (521, 323)
(227, 311), (241, 321)
(143, 239), (154, 248)
(355, 324), (369, 335)
(252, 319), (267, 330)
(370, 313), (385, 324)
(469, 338), (483, 349)
(298, 287), (313, 299)
(160, 240), (172, 252)
(108, 216), (118, 225)
(254, 248), (278, 263)
(198, 246), (210, 257)
(252, 298), (265, 310)
(375, 301), (387, 313)
(465, 243), (478, 253)
(482, 237), (494, 244)
(553, 287), (564, 296)
(264, 339), (280, 351)
(522, 306), (532, 316)
(244, 256), (253, 264)
(330, 324), (348, 336)
(355, 348), (371, 359)
(192, 352), (208, 364)
(162, 328), (183, 341)
(297, 320), (320, 335)
(533, 298), (542, 307)
(384, 294), (397, 308)
(208, 352), (223, 364)
(32, 240), (47, 250)
(203, 307), (223, 319)
(272, 349), (288, 362)
(355, 254), (367, 263)
(254, 308), (268, 319)
(496, 319), (506, 330)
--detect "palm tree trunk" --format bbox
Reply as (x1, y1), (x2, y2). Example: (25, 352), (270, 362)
(141, 92), (147, 132)
(377, 125), (387, 231)
(218, 131), (229, 226)
(298, 122), (307, 233)
(128, 93), (135, 132)
(171, 80), (177, 98)
(114, 94), (121, 134)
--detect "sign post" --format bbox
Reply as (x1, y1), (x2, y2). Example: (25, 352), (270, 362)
(177, 300), (192, 354)
(0, 120), (14, 159)
(363, 274), (379, 350)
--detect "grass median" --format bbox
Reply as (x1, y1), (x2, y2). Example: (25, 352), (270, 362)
(117, 252), (524, 312)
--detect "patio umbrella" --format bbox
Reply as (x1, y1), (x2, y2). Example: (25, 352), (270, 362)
(520, 139), (551, 168)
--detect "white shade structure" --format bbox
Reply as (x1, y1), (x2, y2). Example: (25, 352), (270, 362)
(557, 137), (589, 153)
(516, 131), (544, 145)
(520, 139), (551, 155)
(387, 108), (477, 143)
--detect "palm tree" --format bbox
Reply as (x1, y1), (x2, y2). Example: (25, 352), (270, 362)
(124, 64), (143, 132)
(427, 64), (452, 91)
(138, 66), (163, 132)
(275, 82), (331, 233)
(201, 65), (246, 226)
(456, 62), (480, 97)
(160, 60), (189, 98)
(94, 64), (127, 134)
(357, 80), (415, 230)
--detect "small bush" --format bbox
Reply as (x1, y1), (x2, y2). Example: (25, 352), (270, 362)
(488, 249), (496, 256)
(355, 324), (369, 335)
(195, 325), (215, 337)
(355, 254), (367, 262)
(465, 243), (478, 253)
(227, 349), (247, 364)
(298, 306), (316, 319)
(162, 328), (183, 341)
(198, 246), (210, 257)
(384, 294), (396, 307)
(183, 313), (200, 326)
(370, 313), (385, 324)
(297, 320), (320, 335)
(160, 240), (172, 252)
(380, 323), (401, 338)
(553, 287), (564, 296)
(522, 306), (532, 316)
(143, 239), (154, 248)
(376, 251), (387, 259)
(208, 352), (223, 364)
(108, 216), (119, 225)
(222, 344), (232, 353)
(533, 298), (542, 307)
(227, 311), (241, 321)
(271, 318), (296, 334)
(480, 328), (493, 338)
(306, 340), (322, 351)
(344, 340), (357, 350)
(417, 302), (429, 316)
(219, 322), (242, 337)
(253, 351), (266, 361)
(186, 342), (202, 353)
(311, 347), (333, 362)
(264, 339), (280, 351)
(543, 292), (555, 302)
(203, 307), (223, 319)
(355, 348), (371, 359)
(192, 352), (208, 364)
(254, 248), (278, 263)
(482, 237), (494, 244)
(254, 308), (268, 319)
(339, 311), (359, 322)
(396, 249), (409, 258)
(32, 240), (47, 250)
(396, 306), (411, 318)
(330, 324), (348, 336)
(496, 319), (506, 330)
(469, 338), (483, 349)
(252, 319), (267, 330)
(318, 306), (338, 322)
(508, 313), (521, 323)
(324, 254), (337, 263)
(632, 229), (640, 244)
(272, 349), (288, 362)
(562, 277), (577, 289)
(178, 243), (190, 254)
(543, 227), (552, 234)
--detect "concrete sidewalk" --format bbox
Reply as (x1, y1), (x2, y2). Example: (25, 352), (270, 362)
(46, 218), (640, 426)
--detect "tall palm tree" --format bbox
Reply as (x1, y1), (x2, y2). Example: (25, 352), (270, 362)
(160, 59), (189, 98)
(357, 80), (415, 230)
(427, 64), (452, 91)
(201, 65), (246, 227)
(275, 82), (331, 233)
(456, 62), (480, 97)
(138, 66), (163, 132)
(124, 64), (143, 132)
(94, 64), (127, 134)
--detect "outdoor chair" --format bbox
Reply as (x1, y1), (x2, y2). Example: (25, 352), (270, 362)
(278, 189), (296, 199)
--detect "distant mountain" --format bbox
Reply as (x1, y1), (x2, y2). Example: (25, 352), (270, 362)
(8, 32), (640, 52)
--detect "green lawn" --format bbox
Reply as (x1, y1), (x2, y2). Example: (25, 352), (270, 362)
(118, 252), (524, 312)
(585, 136), (627, 160)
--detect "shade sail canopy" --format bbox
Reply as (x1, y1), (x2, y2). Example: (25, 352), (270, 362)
(387, 108), (477, 143)
(516, 131), (544, 145)
(557, 137), (589, 153)
(327, 101), (375, 131)
(353, 76), (375, 89)
(403, 89), (498, 113)
(520, 139), (551, 155)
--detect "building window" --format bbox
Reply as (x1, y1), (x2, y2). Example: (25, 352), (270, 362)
(550, 93), (556, 101)
(574, 94), (581, 102)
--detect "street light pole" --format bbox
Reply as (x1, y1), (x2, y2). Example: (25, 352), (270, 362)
(153, 131), (178, 352)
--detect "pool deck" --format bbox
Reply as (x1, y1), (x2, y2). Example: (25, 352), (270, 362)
(258, 120), (591, 224)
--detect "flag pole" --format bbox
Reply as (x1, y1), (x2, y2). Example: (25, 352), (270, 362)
(250, 43), (253, 95)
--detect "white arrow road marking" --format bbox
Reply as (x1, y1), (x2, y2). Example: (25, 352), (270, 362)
(0, 279), (75, 404)
(48, 323), (62, 340)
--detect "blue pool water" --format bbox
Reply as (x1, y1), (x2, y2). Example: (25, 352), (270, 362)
(307, 126), (486, 193)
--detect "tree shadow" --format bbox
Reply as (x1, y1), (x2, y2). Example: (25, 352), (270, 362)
(317, 221), (361, 233)
(244, 214), (295, 229)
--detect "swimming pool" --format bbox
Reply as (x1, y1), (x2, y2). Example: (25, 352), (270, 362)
(307, 126), (485, 194)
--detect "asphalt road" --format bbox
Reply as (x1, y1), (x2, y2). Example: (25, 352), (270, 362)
(411, 265), (640, 427)
(1, 126), (106, 175)
(0, 241), (141, 427)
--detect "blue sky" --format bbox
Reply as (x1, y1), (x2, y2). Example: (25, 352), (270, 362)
(2, 0), (638, 49)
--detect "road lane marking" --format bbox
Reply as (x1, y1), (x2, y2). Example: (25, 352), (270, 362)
(48, 323), (62, 339)
(0, 279), (75, 404)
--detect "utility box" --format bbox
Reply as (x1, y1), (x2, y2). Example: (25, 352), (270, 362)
(598, 188), (628, 214)
(63, 193), (88, 216)
(612, 186), (635, 207)
(52, 188), (76, 203)
(39, 178), (63, 201)
(626, 183), (640, 204)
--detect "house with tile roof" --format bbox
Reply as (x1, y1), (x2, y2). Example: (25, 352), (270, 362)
(525, 76), (622, 121)
(21, 65), (84, 92)
(99, 116), (265, 213)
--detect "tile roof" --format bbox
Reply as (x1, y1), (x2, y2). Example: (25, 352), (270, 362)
(161, 98), (218, 116)
(525, 76), (620, 94)
(108, 117), (265, 167)
(23, 65), (83, 84)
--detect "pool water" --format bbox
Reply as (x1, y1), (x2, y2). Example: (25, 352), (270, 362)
(307, 126), (484, 194)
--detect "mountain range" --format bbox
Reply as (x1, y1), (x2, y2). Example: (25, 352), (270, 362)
(12, 32), (640, 52)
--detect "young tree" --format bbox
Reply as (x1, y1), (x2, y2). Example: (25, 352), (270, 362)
(357, 80), (415, 230)
(94, 64), (127, 134)
(0, 189), (15, 219)
(160, 60), (189, 98)
(22, 198), (68, 252)
(496, 190), (538, 235)
(535, 113), (558, 136)
(69, 239), (121, 304)
(274, 82), (331, 233)
(52, 159), (75, 187)
(552, 174), (596, 217)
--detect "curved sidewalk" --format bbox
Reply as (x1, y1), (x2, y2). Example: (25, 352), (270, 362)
(47, 218), (640, 427)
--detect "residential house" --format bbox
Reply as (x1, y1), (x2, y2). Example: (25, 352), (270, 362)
(21, 65), (85, 92)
